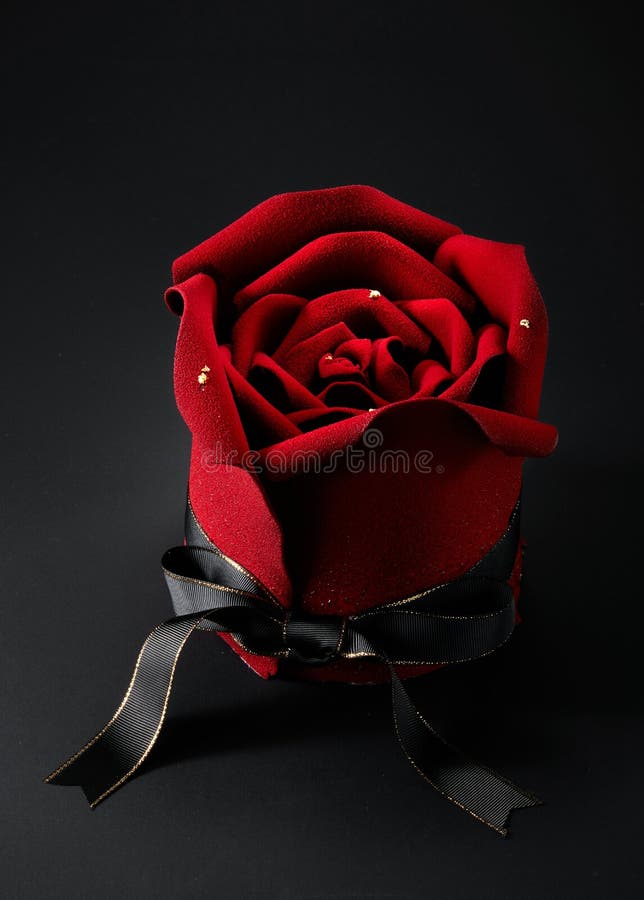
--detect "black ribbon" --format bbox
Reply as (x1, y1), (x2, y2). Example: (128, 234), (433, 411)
(45, 501), (541, 835)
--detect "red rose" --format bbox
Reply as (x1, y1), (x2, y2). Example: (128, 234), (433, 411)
(46, 186), (557, 825)
(165, 185), (557, 683)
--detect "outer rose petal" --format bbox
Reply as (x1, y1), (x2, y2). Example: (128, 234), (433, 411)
(188, 457), (291, 679)
(259, 397), (557, 473)
(434, 235), (548, 418)
(165, 274), (294, 678)
(259, 402), (523, 621)
(172, 185), (461, 297)
(234, 231), (475, 313)
(164, 274), (248, 458)
(451, 402), (558, 457)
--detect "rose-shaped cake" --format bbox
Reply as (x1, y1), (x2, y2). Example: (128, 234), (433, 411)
(165, 186), (556, 683)
(46, 186), (557, 827)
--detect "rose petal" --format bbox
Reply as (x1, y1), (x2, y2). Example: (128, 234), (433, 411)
(260, 396), (557, 475)
(234, 232), (476, 313)
(317, 380), (387, 410)
(370, 337), (412, 401)
(249, 352), (326, 413)
(164, 274), (248, 457)
(452, 401), (558, 457)
(188, 459), (292, 603)
(276, 322), (357, 386)
(172, 185), (461, 295)
(435, 235), (547, 417)
(412, 359), (454, 396)
(440, 323), (507, 402)
(258, 401), (526, 615)
(221, 346), (302, 446)
(287, 406), (366, 431)
(334, 338), (372, 371)
(274, 288), (431, 359)
(318, 355), (365, 382)
(230, 293), (306, 376)
(397, 298), (475, 375)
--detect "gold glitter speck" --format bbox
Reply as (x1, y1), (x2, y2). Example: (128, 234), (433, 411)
(368, 289), (381, 299)
(197, 372), (208, 385)
(519, 319), (531, 328)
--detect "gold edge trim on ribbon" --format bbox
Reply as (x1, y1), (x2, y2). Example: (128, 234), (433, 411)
(187, 619), (514, 667)
(392, 706), (508, 837)
(43, 616), (180, 787)
(369, 501), (520, 612)
(351, 604), (512, 622)
(389, 666), (541, 835)
(335, 618), (347, 657)
(338, 629), (514, 667)
(389, 687), (509, 836)
(162, 567), (277, 611)
(185, 495), (519, 620)
(87, 616), (204, 808)
(187, 494), (283, 610)
(232, 631), (289, 658)
(163, 572), (285, 635)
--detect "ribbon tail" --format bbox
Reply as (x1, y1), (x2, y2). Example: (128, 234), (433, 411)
(44, 612), (205, 807)
(388, 666), (542, 836)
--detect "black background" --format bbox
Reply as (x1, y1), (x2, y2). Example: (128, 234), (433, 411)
(2, 2), (643, 897)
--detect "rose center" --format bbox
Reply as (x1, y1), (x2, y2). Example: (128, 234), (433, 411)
(318, 353), (363, 380)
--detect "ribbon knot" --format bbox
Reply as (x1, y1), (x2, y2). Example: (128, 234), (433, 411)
(283, 612), (345, 665)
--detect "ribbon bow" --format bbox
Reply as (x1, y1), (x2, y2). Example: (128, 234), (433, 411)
(45, 500), (541, 835)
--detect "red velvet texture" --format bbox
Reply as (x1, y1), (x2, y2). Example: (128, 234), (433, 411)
(165, 186), (557, 682)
